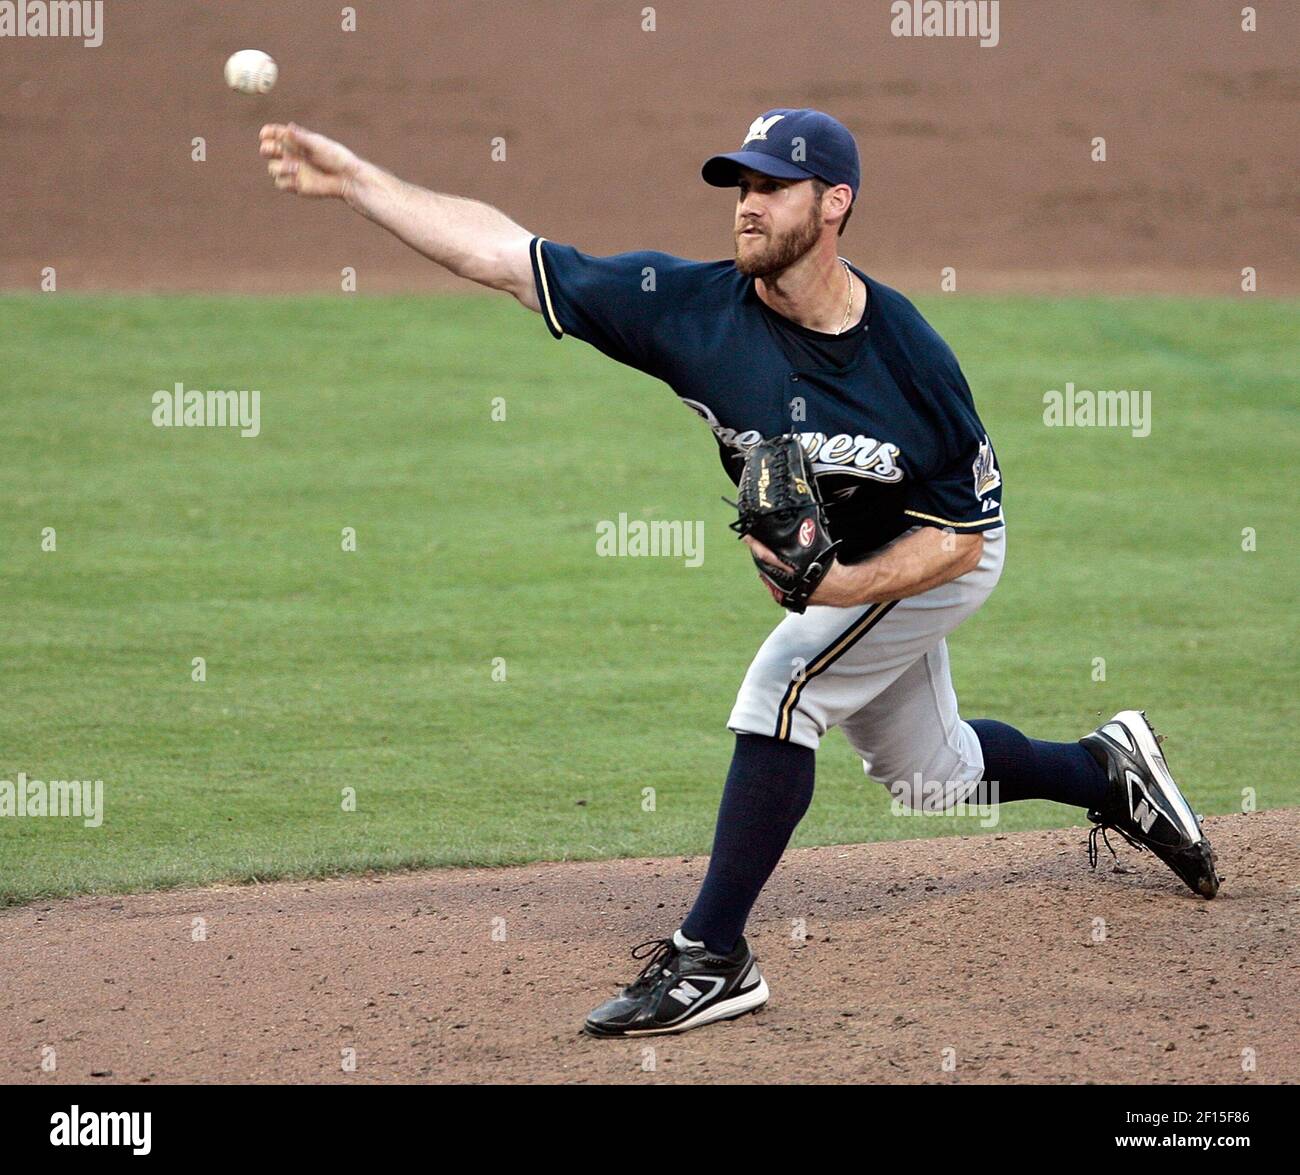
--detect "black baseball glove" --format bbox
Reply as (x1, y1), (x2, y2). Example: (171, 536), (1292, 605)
(727, 434), (841, 613)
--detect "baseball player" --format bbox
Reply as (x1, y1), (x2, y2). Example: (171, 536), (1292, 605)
(259, 107), (1220, 1039)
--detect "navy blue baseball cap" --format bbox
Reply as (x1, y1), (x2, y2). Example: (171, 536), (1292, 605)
(702, 108), (860, 197)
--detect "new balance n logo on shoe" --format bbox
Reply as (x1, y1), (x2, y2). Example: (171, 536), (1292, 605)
(1126, 769), (1160, 833)
(668, 980), (704, 1006)
(583, 938), (768, 1037)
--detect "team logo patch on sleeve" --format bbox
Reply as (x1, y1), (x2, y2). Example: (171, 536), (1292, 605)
(973, 435), (1002, 497)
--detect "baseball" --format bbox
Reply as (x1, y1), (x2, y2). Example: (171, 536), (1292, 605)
(224, 49), (277, 96)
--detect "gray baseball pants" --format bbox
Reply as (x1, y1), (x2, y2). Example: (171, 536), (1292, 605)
(727, 526), (1007, 810)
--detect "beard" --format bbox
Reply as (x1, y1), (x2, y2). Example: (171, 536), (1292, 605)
(734, 205), (823, 277)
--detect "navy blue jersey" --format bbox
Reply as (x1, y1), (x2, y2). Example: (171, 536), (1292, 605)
(529, 238), (1004, 561)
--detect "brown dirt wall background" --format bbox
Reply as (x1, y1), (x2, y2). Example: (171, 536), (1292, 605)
(1, 0), (1296, 294)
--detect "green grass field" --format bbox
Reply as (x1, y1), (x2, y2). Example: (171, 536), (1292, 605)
(1, 293), (1295, 904)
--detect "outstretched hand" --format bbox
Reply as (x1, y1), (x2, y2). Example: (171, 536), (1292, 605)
(259, 123), (362, 199)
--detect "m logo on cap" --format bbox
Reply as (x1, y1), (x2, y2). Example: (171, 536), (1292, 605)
(742, 114), (784, 145)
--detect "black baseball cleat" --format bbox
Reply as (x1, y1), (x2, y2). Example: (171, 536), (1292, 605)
(583, 929), (769, 1037)
(1081, 709), (1220, 899)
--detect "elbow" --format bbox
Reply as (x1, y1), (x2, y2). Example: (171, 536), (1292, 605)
(461, 248), (512, 292)
(481, 236), (537, 304)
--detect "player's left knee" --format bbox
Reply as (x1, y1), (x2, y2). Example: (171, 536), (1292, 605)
(882, 772), (969, 812)
(869, 748), (982, 813)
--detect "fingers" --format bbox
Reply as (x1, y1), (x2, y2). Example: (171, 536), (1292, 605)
(262, 123), (301, 189)
(258, 124), (287, 157)
(258, 122), (309, 158)
(741, 534), (796, 574)
(288, 124), (321, 155)
(258, 122), (345, 197)
(265, 155), (300, 190)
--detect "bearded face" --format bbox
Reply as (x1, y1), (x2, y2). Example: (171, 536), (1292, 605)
(734, 181), (824, 278)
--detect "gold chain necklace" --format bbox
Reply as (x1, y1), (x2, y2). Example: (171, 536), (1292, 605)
(835, 258), (854, 335)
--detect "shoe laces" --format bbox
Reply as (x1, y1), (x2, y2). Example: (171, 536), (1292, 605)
(626, 938), (679, 994)
(1087, 818), (1145, 870)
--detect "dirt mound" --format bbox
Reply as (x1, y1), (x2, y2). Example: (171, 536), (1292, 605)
(2, 809), (1295, 1084)
(1, 0), (1295, 293)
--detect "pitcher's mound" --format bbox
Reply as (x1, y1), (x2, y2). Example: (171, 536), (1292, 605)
(2, 810), (1295, 1084)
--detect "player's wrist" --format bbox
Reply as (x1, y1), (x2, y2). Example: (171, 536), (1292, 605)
(808, 559), (867, 607)
(341, 159), (384, 211)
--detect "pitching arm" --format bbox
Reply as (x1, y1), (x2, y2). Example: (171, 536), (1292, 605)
(259, 123), (539, 311)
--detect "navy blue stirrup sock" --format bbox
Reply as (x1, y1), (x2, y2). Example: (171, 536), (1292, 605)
(681, 733), (815, 955)
(969, 718), (1108, 809)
